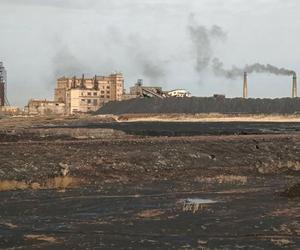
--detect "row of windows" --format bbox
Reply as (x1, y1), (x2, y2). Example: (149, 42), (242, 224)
(81, 96), (110, 104)
(82, 91), (110, 96)
(86, 92), (98, 96)
(99, 86), (111, 90)
(75, 84), (121, 92)
(81, 99), (98, 106)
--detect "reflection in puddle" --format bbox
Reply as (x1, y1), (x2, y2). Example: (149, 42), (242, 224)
(181, 198), (217, 213)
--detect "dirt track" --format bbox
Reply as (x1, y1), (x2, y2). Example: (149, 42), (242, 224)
(0, 117), (299, 249)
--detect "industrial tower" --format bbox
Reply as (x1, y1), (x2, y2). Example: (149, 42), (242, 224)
(0, 62), (8, 106)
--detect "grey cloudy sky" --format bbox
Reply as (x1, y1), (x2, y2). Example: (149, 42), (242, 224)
(1, 0), (300, 106)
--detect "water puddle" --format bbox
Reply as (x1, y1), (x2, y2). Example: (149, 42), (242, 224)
(181, 198), (217, 213)
(184, 198), (217, 204)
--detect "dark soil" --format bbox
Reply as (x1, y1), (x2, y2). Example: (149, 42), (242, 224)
(0, 120), (300, 249)
(40, 121), (300, 137)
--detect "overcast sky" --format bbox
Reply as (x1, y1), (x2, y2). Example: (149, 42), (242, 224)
(1, 0), (300, 106)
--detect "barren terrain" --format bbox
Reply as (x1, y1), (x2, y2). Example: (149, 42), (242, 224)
(0, 116), (299, 249)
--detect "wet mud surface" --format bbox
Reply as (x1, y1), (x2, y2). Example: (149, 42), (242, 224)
(41, 121), (300, 136)
(0, 119), (300, 249)
(1, 184), (299, 249)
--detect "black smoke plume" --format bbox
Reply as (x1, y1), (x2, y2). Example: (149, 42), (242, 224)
(212, 58), (295, 79)
(188, 15), (226, 73)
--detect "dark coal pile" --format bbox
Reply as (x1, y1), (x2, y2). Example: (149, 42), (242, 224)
(96, 97), (300, 115)
(281, 183), (300, 198)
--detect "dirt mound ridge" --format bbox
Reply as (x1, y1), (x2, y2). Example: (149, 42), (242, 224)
(96, 97), (300, 115)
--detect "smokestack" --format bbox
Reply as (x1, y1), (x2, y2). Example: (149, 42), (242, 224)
(0, 62), (7, 106)
(0, 82), (4, 106)
(72, 76), (76, 88)
(243, 72), (248, 99)
(292, 73), (297, 98)
(80, 74), (85, 89)
(94, 75), (99, 90)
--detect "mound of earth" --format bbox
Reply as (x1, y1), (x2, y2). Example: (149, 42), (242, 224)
(281, 183), (300, 198)
(96, 97), (300, 115)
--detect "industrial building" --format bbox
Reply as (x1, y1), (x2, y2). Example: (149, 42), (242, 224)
(27, 73), (124, 115)
(129, 79), (165, 98)
(125, 79), (192, 99)
(56, 73), (124, 114)
(26, 99), (65, 115)
(168, 89), (191, 97)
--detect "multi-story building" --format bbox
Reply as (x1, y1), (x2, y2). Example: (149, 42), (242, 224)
(54, 73), (124, 114)
(0, 62), (7, 106)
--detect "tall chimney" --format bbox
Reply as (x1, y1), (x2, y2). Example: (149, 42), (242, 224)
(243, 72), (248, 99)
(0, 62), (7, 106)
(71, 76), (76, 88)
(0, 81), (4, 106)
(292, 73), (297, 98)
(80, 74), (85, 89)
(94, 75), (99, 90)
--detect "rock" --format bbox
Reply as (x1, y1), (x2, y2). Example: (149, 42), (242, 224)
(59, 163), (70, 177)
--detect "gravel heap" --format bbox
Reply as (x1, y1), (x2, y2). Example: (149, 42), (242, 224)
(96, 97), (300, 115)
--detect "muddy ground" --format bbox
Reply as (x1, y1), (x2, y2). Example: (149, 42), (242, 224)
(0, 116), (300, 249)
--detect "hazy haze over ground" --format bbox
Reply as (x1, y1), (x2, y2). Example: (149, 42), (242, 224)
(0, 0), (300, 106)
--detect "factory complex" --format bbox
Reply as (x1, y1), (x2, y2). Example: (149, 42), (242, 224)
(25, 74), (191, 115)
(0, 61), (299, 116)
(25, 73), (124, 115)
